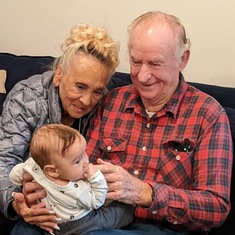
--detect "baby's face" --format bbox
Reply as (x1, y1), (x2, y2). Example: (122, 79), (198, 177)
(55, 135), (89, 181)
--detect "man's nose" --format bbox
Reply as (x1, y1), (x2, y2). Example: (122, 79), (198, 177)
(137, 64), (151, 82)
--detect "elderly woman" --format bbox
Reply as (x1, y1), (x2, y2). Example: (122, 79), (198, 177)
(0, 23), (119, 234)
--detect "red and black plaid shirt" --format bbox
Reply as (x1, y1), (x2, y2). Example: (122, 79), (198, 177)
(86, 76), (233, 232)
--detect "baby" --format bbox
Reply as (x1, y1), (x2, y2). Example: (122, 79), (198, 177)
(10, 124), (133, 235)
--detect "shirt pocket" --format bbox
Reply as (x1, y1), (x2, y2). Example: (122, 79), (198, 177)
(100, 137), (127, 165)
(159, 137), (196, 188)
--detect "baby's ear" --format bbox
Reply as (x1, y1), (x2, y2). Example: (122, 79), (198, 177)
(44, 165), (59, 178)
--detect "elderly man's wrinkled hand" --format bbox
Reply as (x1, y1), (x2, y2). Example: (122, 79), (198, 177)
(96, 158), (153, 207)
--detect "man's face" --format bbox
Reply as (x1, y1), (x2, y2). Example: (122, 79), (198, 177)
(129, 23), (186, 110)
(53, 53), (110, 119)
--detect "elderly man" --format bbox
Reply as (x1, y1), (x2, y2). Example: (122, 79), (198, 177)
(86, 11), (233, 235)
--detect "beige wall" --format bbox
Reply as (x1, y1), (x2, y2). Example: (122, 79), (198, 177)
(0, 0), (234, 87)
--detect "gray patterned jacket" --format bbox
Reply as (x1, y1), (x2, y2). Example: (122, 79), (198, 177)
(0, 71), (96, 219)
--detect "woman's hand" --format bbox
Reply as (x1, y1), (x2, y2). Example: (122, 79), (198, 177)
(12, 192), (59, 234)
(11, 172), (60, 233)
(96, 158), (153, 207)
(22, 172), (46, 206)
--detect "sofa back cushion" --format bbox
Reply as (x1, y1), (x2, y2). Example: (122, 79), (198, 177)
(0, 53), (55, 114)
(188, 82), (235, 109)
(0, 53), (55, 93)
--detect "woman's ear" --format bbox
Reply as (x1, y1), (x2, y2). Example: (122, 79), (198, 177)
(179, 50), (190, 72)
(44, 165), (59, 178)
(53, 65), (63, 87)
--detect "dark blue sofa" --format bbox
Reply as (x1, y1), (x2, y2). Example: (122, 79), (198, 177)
(0, 53), (234, 235)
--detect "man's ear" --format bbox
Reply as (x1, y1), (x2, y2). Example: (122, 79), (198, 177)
(44, 165), (59, 178)
(53, 65), (63, 87)
(179, 50), (190, 71)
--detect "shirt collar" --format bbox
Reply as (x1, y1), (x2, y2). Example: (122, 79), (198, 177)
(124, 73), (189, 118)
(164, 73), (189, 118)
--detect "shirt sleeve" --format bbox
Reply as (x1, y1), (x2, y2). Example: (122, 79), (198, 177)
(146, 110), (233, 231)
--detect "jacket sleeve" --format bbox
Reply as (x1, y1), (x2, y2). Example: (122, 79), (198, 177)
(0, 82), (43, 219)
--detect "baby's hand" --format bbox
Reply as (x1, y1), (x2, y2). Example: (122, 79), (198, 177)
(84, 163), (99, 178)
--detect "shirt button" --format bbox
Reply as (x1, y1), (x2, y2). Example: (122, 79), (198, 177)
(176, 155), (181, 161)
(134, 170), (139, 175)
(146, 123), (150, 128)
(107, 146), (112, 151)
(152, 210), (157, 214)
(142, 146), (147, 151)
(173, 221), (178, 225)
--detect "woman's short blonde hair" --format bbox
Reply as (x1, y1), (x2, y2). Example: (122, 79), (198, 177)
(53, 23), (119, 76)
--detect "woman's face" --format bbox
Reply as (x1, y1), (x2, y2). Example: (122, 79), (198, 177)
(53, 53), (110, 119)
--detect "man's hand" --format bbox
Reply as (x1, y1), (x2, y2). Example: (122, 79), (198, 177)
(96, 158), (153, 207)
